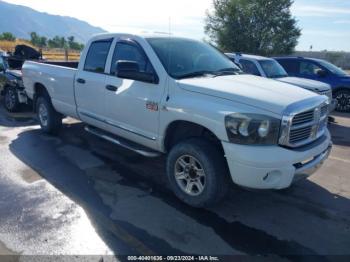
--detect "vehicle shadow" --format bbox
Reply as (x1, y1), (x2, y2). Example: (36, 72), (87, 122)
(8, 122), (350, 257)
(329, 121), (350, 147)
(0, 104), (37, 128)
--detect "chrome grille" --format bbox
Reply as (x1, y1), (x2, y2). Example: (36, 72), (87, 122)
(279, 96), (329, 148)
(292, 110), (314, 126)
(289, 126), (312, 143)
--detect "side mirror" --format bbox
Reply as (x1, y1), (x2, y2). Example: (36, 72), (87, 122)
(116, 60), (158, 84)
(316, 69), (327, 78)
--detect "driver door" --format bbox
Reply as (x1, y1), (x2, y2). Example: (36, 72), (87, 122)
(104, 40), (163, 148)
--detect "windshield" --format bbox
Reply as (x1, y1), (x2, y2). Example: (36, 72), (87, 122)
(259, 59), (288, 78)
(146, 37), (241, 79)
(317, 60), (348, 76)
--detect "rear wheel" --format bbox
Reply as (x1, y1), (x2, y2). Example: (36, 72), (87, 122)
(166, 138), (229, 208)
(335, 90), (350, 112)
(36, 96), (62, 134)
(4, 87), (20, 112)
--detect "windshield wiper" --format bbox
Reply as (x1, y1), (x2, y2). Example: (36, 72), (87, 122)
(177, 71), (215, 80)
(270, 74), (288, 78)
(212, 68), (242, 77)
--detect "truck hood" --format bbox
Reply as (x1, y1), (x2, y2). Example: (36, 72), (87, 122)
(178, 75), (317, 115)
(277, 77), (330, 92)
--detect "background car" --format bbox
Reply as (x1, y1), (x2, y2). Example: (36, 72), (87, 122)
(225, 53), (336, 111)
(0, 55), (27, 112)
(274, 57), (350, 112)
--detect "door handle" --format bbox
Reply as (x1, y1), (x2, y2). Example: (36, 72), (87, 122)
(106, 85), (119, 91)
(77, 78), (86, 84)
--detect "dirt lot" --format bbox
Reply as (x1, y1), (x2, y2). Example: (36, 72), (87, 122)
(0, 103), (349, 259)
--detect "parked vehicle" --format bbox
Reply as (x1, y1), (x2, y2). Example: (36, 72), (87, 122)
(0, 55), (27, 112)
(226, 53), (336, 111)
(274, 57), (350, 112)
(22, 33), (332, 207)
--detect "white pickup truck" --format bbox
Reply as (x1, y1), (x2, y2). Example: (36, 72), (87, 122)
(22, 33), (332, 207)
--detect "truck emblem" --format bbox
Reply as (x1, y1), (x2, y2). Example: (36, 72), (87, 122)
(146, 101), (159, 111)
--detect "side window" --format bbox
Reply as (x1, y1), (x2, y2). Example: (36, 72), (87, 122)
(239, 59), (261, 76)
(278, 60), (298, 74)
(110, 42), (153, 75)
(84, 39), (113, 73)
(299, 61), (322, 76)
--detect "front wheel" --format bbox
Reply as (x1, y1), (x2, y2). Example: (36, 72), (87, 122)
(335, 90), (350, 112)
(166, 138), (229, 208)
(4, 87), (20, 112)
(36, 96), (62, 134)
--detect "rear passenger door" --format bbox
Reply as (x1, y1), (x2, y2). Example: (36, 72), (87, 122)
(75, 38), (113, 126)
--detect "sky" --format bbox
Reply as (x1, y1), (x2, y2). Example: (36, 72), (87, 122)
(2, 0), (350, 51)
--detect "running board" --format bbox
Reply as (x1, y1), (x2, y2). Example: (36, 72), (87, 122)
(84, 126), (161, 158)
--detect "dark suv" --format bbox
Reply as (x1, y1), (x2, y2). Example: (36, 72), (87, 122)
(275, 57), (350, 112)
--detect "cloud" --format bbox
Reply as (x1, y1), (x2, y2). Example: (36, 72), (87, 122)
(333, 20), (350, 24)
(302, 29), (350, 38)
(292, 5), (350, 17)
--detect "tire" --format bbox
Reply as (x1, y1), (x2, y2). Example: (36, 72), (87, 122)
(334, 89), (350, 112)
(166, 138), (229, 208)
(4, 86), (20, 112)
(36, 96), (62, 134)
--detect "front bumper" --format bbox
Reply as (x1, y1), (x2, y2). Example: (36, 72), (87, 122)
(222, 130), (332, 190)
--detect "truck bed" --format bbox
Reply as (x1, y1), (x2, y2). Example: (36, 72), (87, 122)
(22, 60), (79, 119)
(7, 57), (78, 70)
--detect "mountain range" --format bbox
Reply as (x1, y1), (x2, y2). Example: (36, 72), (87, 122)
(0, 1), (106, 43)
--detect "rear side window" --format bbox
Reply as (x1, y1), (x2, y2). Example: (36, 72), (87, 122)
(239, 59), (261, 76)
(278, 59), (299, 74)
(84, 39), (113, 73)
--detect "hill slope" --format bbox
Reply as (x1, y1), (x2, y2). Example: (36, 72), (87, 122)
(0, 1), (106, 43)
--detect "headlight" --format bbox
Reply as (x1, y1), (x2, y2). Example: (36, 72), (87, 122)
(225, 113), (281, 145)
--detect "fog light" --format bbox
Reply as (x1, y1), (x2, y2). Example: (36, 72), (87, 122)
(263, 170), (282, 184)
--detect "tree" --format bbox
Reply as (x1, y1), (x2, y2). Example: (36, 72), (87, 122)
(30, 32), (39, 45)
(67, 36), (84, 51)
(48, 36), (66, 48)
(38, 36), (48, 48)
(30, 32), (47, 47)
(205, 0), (301, 56)
(0, 32), (16, 41)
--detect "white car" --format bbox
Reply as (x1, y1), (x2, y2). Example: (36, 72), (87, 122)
(226, 53), (337, 111)
(22, 33), (332, 207)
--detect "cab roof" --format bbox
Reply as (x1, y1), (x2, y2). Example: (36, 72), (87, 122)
(225, 53), (274, 61)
